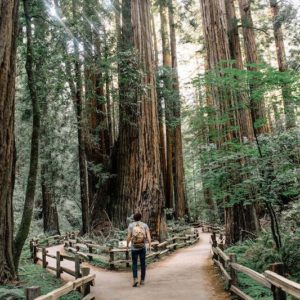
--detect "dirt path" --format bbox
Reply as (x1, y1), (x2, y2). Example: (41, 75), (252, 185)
(44, 232), (230, 300)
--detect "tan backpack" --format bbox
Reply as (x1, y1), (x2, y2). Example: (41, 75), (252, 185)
(132, 222), (146, 248)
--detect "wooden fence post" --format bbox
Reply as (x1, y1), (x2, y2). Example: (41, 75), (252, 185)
(56, 251), (61, 278)
(269, 263), (287, 300)
(109, 247), (114, 270)
(211, 233), (218, 260)
(33, 245), (38, 264)
(25, 286), (41, 300)
(126, 250), (130, 267)
(229, 254), (238, 287)
(29, 240), (34, 259)
(42, 248), (48, 268)
(81, 267), (91, 296)
(88, 245), (93, 261)
(211, 232), (217, 247)
(75, 255), (81, 279)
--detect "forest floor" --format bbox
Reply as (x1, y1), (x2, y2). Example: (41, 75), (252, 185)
(42, 231), (230, 300)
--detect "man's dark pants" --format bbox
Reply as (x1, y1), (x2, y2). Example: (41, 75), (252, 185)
(131, 248), (146, 280)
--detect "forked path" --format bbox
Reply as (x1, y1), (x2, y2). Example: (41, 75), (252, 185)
(47, 232), (230, 300)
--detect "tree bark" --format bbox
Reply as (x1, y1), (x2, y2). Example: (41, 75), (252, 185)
(152, 9), (167, 213)
(238, 0), (270, 135)
(0, 0), (19, 283)
(83, 0), (111, 233)
(269, 0), (296, 129)
(168, 0), (188, 219)
(33, 0), (60, 236)
(225, 0), (254, 141)
(159, 2), (174, 210)
(71, 0), (90, 234)
(41, 167), (60, 235)
(115, 0), (166, 240)
(14, 0), (41, 269)
(200, 0), (259, 245)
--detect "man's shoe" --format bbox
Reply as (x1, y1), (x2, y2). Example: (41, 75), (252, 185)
(133, 279), (139, 287)
(140, 280), (145, 285)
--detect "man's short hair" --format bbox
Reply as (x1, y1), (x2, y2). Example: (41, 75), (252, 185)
(133, 212), (142, 221)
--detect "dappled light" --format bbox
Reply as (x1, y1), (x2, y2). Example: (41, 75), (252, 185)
(0, 0), (299, 299)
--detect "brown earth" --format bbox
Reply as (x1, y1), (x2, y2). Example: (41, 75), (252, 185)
(42, 232), (230, 300)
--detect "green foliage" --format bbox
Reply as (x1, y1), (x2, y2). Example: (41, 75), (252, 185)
(225, 200), (300, 297)
(185, 61), (299, 224)
(1, 263), (81, 300)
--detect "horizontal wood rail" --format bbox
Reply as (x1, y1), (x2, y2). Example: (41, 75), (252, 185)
(264, 270), (300, 299)
(30, 228), (199, 272)
(231, 262), (271, 289)
(210, 232), (300, 300)
(26, 272), (95, 300)
(31, 245), (82, 279)
(30, 231), (79, 249)
(63, 228), (199, 269)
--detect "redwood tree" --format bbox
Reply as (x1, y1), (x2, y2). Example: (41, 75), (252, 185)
(115, 0), (166, 240)
(200, 0), (259, 245)
(269, 0), (296, 129)
(14, 0), (41, 268)
(225, 0), (254, 141)
(0, 0), (19, 282)
(159, 0), (174, 210)
(238, 0), (270, 135)
(168, 0), (188, 218)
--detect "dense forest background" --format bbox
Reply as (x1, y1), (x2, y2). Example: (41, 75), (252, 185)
(0, 0), (299, 293)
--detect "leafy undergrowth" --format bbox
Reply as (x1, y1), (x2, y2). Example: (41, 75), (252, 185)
(1, 254), (81, 300)
(225, 227), (300, 300)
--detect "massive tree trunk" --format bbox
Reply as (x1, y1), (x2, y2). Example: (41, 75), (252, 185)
(56, 0), (90, 234)
(238, 0), (270, 135)
(83, 1), (111, 233)
(200, 0), (259, 245)
(71, 0), (90, 234)
(0, 0), (19, 283)
(34, 1), (60, 235)
(41, 167), (60, 235)
(14, 0), (41, 269)
(225, 0), (254, 141)
(168, 0), (188, 219)
(152, 12), (167, 206)
(269, 0), (296, 129)
(159, 2), (174, 210)
(115, 0), (166, 240)
(200, 0), (234, 144)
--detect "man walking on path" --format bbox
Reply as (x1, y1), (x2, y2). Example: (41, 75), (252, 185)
(127, 212), (151, 287)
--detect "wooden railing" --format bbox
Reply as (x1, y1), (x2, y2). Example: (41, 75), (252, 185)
(31, 243), (83, 279)
(30, 231), (79, 249)
(64, 228), (200, 269)
(210, 232), (300, 300)
(29, 239), (95, 300)
(25, 271), (95, 300)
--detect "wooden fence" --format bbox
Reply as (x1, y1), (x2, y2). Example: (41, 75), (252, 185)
(25, 270), (95, 300)
(27, 227), (199, 298)
(30, 232), (79, 249)
(64, 229), (200, 269)
(31, 243), (83, 279)
(210, 232), (300, 300)
(28, 240), (95, 300)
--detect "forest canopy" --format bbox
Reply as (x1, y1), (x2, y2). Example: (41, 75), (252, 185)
(0, 0), (299, 288)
